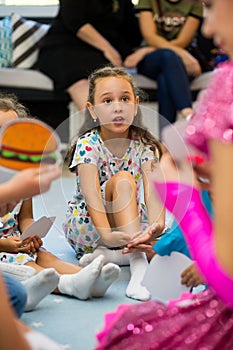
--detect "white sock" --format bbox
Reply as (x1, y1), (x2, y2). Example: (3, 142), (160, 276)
(92, 263), (121, 297)
(25, 330), (63, 350)
(58, 255), (104, 300)
(23, 268), (59, 311)
(126, 252), (151, 301)
(79, 246), (129, 267)
(0, 263), (36, 281)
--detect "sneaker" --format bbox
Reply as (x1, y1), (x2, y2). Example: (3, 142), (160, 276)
(0, 263), (36, 281)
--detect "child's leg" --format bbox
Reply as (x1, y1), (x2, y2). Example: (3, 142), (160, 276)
(79, 246), (129, 267)
(22, 268), (59, 311)
(92, 263), (121, 297)
(106, 171), (150, 301)
(57, 255), (105, 299)
(28, 252), (119, 300)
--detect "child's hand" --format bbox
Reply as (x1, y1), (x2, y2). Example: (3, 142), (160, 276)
(181, 263), (205, 287)
(31, 236), (43, 251)
(0, 237), (31, 254)
(122, 241), (155, 255)
(123, 223), (162, 254)
(21, 236), (43, 253)
(101, 231), (131, 248)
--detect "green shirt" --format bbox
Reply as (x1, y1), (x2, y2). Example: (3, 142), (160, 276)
(135, 0), (203, 41)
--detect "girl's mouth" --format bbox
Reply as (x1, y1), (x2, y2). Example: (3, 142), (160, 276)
(113, 117), (124, 124)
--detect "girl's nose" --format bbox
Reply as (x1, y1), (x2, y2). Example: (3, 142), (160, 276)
(113, 101), (123, 111)
(201, 13), (214, 39)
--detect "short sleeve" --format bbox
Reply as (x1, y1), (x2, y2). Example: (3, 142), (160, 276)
(189, 1), (203, 19)
(185, 61), (233, 158)
(141, 144), (158, 165)
(135, 0), (153, 12)
(59, 0), (91, 34)
(70, 131), (100, 168)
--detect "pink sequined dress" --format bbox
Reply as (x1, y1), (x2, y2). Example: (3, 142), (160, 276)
(94, 61), (233, 350)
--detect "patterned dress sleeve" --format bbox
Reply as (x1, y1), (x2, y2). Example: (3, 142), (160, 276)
(185, 61), (233, 159)
(141, 144), (159, 165)
(70, 131), (99, 168)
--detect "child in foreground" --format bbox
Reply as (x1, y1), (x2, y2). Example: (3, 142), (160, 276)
(0, 94), (120, 302)
(64, 66), (165, 301)
(0, 94), (62, 349)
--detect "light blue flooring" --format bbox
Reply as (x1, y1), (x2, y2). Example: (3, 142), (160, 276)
(22, 177), (138, 350)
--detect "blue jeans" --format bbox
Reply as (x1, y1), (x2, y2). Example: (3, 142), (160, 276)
(137, 49), (192, 131)
(4, 273), (27, 317)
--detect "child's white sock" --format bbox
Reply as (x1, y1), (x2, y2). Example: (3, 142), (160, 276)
(79, 246), (129, 267)
(58, 255), (104, 300)
(92, 263), (121, 297)
(23, 268), (59, 311)
(0, 262), (36, 281)
(25, 330), (63, 350)
(126, 252), (151, 301)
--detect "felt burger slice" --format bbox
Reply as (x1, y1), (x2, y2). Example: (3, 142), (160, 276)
(0, 119), (61, 171)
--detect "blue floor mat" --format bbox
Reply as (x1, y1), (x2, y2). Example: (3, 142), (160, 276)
(22, 177), (138, 350)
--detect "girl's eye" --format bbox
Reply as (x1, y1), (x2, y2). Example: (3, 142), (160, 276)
(103, 99), (112, 104)
(202, 1), (212, 9)
(122, 96), (130, 102)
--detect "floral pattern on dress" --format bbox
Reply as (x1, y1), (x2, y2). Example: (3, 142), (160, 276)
(63, 129), (159, 258)
(0, 202), (36, 264)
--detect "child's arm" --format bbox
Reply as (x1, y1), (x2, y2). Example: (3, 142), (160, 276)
(78, 163), (131, 247)
(0, 166), (61, 203)
(0, 273), (31, 350)
(18, 199), (34, 233)
(0, 237), (31, 254)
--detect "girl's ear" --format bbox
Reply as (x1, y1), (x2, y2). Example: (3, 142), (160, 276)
(134, 96), (139, 116)
(86, 101), (97, 122)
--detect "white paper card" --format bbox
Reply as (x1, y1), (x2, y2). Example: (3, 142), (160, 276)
(142, 252), (193, 303)
(20, 216), (56, 240)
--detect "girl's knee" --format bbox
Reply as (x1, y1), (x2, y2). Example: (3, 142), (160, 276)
(112, 171), (135, 185)
(159, 48), (180, 61)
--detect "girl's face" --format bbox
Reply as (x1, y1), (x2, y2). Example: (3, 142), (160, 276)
(202, 0), (233, 59)
(87, 76), (139, 140)
(0, 110), (18, 128)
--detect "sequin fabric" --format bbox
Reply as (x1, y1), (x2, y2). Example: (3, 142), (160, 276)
(185, 61), (233, 159)
(95, 289), (233, 349)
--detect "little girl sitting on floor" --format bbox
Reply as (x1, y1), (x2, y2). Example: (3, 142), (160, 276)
(63, 66), (165, 301)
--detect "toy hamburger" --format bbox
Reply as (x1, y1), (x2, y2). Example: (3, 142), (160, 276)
(0, 119), (61, 171)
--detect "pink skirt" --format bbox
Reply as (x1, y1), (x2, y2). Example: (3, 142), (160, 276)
(95, 289), (233, 350)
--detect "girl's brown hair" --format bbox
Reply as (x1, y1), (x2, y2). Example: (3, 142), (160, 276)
(67, 65), (162, 169)
(0, 93), (29, 119)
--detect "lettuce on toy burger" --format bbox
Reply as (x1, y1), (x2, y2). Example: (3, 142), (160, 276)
(0, 119), (60, 171)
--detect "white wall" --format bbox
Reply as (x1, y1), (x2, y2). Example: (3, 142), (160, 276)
(0, 5), (58, 17)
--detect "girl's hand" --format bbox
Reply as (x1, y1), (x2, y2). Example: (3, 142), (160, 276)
(100, 231), (131, 248)
(103, 47), (122, 67)
(181, 263), (205, 287)
(0, 237), (31, 254)
(123, 47), (155, 68)
(178, 49), (202, 77)
(21, 236), (43, 253)
(31, 236), (43, 251)
(122, 241), (155, 255)
(123, 222), (162, 254)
